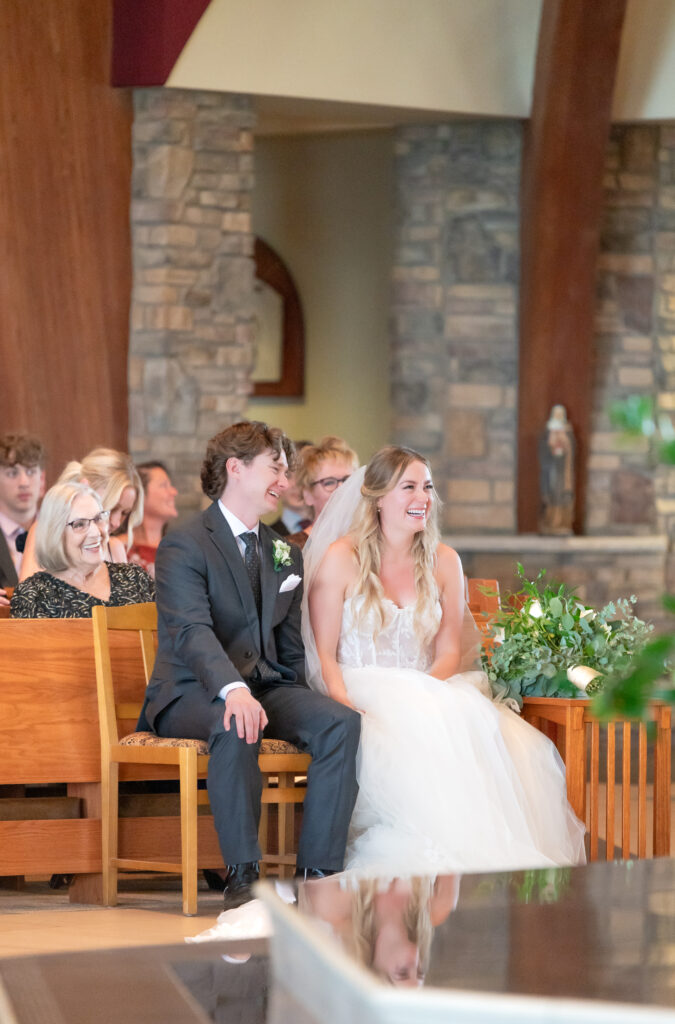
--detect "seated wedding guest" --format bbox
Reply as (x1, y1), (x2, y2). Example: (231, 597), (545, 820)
(270, 440), (312, 537)
(123, 461), (178, 578)
(287, 436), (359, 550)
(0, 432), (46, 605)
(10, 481), (154, 618)
(19, 448), (143, 580)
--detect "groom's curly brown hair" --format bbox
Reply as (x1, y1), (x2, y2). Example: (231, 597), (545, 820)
(201, 420), (296, 500)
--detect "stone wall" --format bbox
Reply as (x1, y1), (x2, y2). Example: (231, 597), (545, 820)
(391, 122), (521, 534)
(128, 89), (255, 516)
(392, 121), (675, 547)
(454, 536), (667, 629)
(588, 125), (659, 535)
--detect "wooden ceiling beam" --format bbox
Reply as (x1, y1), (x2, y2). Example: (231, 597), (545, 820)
(517, 0), (628, 533)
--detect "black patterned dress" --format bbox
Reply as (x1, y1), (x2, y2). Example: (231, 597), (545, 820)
(9, 562), (155, 618)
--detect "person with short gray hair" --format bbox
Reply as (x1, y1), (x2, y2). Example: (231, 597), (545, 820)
(10, 481), (154, 618)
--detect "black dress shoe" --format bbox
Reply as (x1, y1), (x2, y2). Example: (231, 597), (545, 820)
(202, 869), (227, 892)
(222, 862), (259, 909)
(49, 873), (74, 890)
(294, 867), (337, 881)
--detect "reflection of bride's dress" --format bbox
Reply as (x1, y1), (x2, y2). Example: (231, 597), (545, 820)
(340, 595), (586, 876)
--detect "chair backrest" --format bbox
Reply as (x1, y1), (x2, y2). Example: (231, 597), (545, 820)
(466, 578), (500, 632)
(466, 578), (500, 660)
(92, 602), (157, 752)
(0, 585), (13, 619)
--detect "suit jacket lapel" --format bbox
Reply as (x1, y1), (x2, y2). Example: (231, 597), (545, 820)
(259, 524), (278, 656)
(0, 531), (18, 588)
(203, 503), (261, 645)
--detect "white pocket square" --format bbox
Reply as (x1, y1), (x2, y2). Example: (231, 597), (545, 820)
(279, 574), (302, 593)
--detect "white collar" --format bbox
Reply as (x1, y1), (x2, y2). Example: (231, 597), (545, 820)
(218, 500), (259, 539)
(0, 510), (26, 539)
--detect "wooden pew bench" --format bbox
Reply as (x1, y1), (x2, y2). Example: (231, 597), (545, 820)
(0, 617), (302, 903)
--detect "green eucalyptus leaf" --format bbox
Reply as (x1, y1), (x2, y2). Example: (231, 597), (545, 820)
(549, 597), (563, 619)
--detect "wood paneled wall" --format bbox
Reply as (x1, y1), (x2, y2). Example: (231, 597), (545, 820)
(0, 0), (133, 482)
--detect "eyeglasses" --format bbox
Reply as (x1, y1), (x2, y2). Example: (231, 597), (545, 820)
(310, 475), (351, 492)
(66, 510), (110, 533)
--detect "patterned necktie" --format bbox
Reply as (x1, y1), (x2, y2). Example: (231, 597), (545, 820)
(241, 532), (262, 620)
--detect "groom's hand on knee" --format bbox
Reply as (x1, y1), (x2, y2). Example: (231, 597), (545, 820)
(224, 689), (268, 743)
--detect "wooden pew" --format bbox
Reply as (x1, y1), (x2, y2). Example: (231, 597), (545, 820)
(0, 618), (223, 903)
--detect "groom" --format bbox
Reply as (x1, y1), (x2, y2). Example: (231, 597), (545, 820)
(141, 421), (361, 906)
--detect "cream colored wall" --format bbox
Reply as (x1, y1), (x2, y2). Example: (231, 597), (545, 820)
(613, 0), (675, 120)
(167, 0), (675, 124)
(247, 131), (393, 464)
(168, 0), (540, 117)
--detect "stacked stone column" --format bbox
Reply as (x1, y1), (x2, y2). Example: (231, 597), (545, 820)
(391, 123), (521, 534)
(128, 89), (255, 516)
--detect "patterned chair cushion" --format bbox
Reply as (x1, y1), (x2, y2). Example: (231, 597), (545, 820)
(118, 732), (302, 755)
(118, 732), (208, 753)
(260, 738), (303, 755)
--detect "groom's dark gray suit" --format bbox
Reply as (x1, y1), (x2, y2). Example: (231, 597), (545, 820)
(141, 500), (360, 869)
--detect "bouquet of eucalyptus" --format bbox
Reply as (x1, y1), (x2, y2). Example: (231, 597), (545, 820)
(485, 565), (652, 708)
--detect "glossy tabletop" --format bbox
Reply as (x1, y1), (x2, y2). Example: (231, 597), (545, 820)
(1, 859), (673, 1023)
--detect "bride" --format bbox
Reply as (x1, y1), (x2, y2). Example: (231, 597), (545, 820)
(303, 445), (586, 877)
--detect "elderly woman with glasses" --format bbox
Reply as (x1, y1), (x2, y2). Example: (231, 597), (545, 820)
(287, 436), (359, 551)
(10, 481), (154, 618)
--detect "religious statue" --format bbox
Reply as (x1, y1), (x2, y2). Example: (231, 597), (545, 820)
(538, 405), (575, 535)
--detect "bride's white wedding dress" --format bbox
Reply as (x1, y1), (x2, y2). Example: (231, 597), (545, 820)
(338, 594), (586, 876)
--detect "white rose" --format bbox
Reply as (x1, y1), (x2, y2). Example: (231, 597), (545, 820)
(566, 665), (602, 691)
(528, 600), (543, 619)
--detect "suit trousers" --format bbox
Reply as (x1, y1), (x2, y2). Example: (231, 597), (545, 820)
(155, 683), (361, 870)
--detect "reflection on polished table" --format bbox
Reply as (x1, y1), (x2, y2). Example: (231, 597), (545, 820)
(1, 859), (674, 1024)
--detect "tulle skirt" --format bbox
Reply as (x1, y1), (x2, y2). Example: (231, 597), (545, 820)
(342, 666), (586, 877)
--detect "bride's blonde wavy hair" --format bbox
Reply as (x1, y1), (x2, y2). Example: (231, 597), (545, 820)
(350, 445), (440, 646)
(349, 877), (434, 983)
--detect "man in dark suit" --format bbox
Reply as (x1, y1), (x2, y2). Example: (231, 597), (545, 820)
(142, 421), (360, 906)
(0, 432), (46, 602)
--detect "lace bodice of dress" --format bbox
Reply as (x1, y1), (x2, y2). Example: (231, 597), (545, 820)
(337, 594), (441, 671)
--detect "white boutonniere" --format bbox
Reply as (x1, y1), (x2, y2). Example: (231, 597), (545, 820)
(272, 539), (293, 572)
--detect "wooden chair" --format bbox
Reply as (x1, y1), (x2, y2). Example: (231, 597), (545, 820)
(466, 577), (500, 657)
(92, 602), (311, 916)
(0, 585), (13, 619)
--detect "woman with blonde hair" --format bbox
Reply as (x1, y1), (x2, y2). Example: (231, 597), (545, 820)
(19, 448), (143, 580)
(304, 445), (585, 876)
